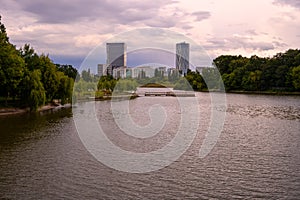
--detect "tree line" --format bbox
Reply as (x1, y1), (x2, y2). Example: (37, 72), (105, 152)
(183, 50), (300, 92)
(0, 16), (78, 111)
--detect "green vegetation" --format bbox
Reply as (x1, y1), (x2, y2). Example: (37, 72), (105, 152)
(0, 16), (77, 111)
(114, 79), (138, 93)
(183, 50), (300, 93)
(213, 51), (300, 92)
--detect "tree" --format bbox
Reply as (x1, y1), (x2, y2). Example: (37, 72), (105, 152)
(20, 70), (46, 111)
(56, 72), (74, 104)
(42, 61), (60, 101)
(56, 64), (79, 80)
(174, 77), (193, 91)
(97, 75), (116, 94)
(114, 79), (138, 92)
(0, 16), (25, 103)
(81, 69), (93, 82)
(291, 66), (300, 90)
(19, 44), (41, 71)
(0, 15), (9, 44)
(202, 68), (223, 90)
(242, 70), (262, 91)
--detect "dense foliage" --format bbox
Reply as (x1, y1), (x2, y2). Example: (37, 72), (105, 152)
(183, 50), (300, 92)
(0, 17), (77, 110)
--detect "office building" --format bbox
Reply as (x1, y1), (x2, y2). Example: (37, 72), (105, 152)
(106, 43), (126, 75)
(97, 64), (107, 77)
(176, 42), (190, 75)
(135, 66), (155, 78)
(157, 66), (167, 77)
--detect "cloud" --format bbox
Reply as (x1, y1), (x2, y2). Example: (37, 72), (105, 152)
(205, 34), (287, 52)
(245, 29), (258, 36)
(192, 11), (211, 21)
(273, 0), (300, 9)
(14, 0), (178, 24)
(1, 0), (299, 68)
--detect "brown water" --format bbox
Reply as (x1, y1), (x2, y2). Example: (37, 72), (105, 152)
(0, 93), (300, 199)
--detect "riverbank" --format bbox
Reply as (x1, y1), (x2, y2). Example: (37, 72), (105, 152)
(0, 103), (71, 116)
(225, 90), (300, 96)
(194, 89), (300, 95)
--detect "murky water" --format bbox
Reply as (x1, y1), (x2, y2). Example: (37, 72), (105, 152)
(0, 93), (299, 199)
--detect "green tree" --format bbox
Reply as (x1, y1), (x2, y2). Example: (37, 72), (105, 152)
(56, 64), (79, 80)
(241, 70), (262, 91)
(202, 67), (223, 90)
(97, 75), (116, 94)
(174, 77), (193, 91)
(0, 16), (25, 103)
(42, 62), (60, 101)
(20, 70), (46, 111)
(81, 69), (93, 82)
(291, 66), (300, 90)
(56, 72), (74, 104)
(114, 79), (138, 92)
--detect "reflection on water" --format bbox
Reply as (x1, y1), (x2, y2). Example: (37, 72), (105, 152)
(0, 93), (300, 199)
(226, 104), (300, 120)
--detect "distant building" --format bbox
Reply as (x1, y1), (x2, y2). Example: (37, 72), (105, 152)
(131, 66), (155, 78)
(113, 66), (126, 79)
(157, 66), (167, 77)
(106, 43), (126, 75)
(176, 42), (190, 75)
(196, 66), (207, 75)
(126, 68), (133, 78)
(167, 67), (177, 75)
(97, 64), (107, 77)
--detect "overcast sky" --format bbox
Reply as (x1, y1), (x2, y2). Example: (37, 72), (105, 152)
(1, 0), (300, 70)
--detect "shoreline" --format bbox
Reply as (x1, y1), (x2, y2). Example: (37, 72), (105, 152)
(195, 90), (300, 96)
(1, 90), (299, 116)
(0, 103), (72, 116)
(223, 90), (300, 96)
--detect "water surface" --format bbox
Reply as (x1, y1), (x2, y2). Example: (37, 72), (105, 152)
(0, 93), (299, 199)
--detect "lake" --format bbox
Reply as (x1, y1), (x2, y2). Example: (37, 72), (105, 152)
(0, 92), (300, 199)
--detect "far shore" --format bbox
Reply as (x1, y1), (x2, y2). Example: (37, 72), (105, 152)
(192, 89), (300, 95)
(1, 89), (299, 116)
(0, 103), (72, 116)
(223, 90), (300, 96)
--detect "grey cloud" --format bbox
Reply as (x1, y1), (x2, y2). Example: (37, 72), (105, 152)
(144, 16), (177, 28)
(14, 0), (177, 24)
(192, 11), (211, 21)
(181, 24), (194, 30)
(245, 29), (258, 35)
(273, 0), (300, 8)
(272, 41), (288, 47)
(205, 35), (281, 51)
(10, 0), (211, 29)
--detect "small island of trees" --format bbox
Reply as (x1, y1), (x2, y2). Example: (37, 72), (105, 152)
(0, 16), (78, 111)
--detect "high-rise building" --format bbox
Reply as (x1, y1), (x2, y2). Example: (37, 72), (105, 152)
(176, 42), (190, 75)
(106, 43), (126, 75)
(97, 64), (107, 77)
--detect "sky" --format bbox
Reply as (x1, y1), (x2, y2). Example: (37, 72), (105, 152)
(1, 0), (300, 70)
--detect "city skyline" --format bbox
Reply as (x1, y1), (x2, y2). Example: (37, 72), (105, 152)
(1, 0), (299, 69)
(98, 41), (195, 78)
